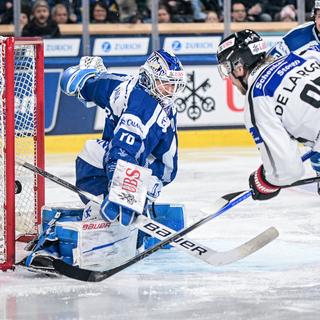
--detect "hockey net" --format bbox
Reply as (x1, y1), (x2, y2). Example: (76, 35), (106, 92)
(0, 37), (45, 271)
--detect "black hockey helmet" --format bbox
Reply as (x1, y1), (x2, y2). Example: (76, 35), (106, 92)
(217, 29), (267, 79)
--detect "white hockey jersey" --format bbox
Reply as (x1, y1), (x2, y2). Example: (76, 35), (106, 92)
(245, 45), (320, 186)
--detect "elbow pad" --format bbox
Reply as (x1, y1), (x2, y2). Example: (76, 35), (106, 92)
(60, 66), (98, 96)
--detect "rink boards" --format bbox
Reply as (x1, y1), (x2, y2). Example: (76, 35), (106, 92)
(42, 34), (283, 153)
(43, 63), (254, 154)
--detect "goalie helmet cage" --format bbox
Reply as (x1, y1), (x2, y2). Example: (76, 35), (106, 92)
(0, 37), (45, 271)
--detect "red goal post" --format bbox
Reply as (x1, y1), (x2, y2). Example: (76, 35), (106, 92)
(0, 37), (45, 271)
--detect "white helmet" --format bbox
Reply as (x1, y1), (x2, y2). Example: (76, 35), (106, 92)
(139, 49), (186, 102)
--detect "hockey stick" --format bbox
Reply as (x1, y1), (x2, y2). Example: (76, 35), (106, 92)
(18, 160), (278, 270)
(201, 150), (318, 215)
(52, 151), (318, 282)
(53, 190), (279, 282)
(54, 165), (320, 283)
(202, 173), (320, 214)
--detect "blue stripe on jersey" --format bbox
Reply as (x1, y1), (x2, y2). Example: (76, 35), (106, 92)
(249, 127), (263, 144)
(253, 54), (306, 98)
(80, 72), (131, 108)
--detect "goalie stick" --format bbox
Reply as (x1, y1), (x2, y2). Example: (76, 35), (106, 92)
(18, 162), (273, 266)
(17, 160), (275, 267)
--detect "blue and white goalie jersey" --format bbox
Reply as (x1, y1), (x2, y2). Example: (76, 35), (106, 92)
(78, 72), (178, 187)
(245, 46), (320, 186)
(268, 22), (320, 57)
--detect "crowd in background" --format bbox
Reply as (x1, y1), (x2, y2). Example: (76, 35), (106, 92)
(0, 0), (315, 37)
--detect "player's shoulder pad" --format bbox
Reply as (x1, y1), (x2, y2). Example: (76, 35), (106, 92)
(127, 85), (159, 117)
(284, 21), (314, 36)
(283, 22), (316, 46)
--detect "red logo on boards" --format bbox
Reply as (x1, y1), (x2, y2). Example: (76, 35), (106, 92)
(226, 78), (244, 112)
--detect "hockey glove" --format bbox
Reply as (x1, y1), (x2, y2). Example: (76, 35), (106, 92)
(79, 56), (107, 73)
(100, 196), (136, 226)
(249, 165), (280, 201)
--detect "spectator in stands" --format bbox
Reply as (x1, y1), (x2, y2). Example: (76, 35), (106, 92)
(117, 0), (138, 22)
(264, 0), (296, 21)
(91, 1), (119, 23)
(231, 2), (248, 22)
(192, 0), (222, 22)
(90, 0), (120, 22)
(245, 1), (272, 22)
(136, 0), (151, 21)
(126, 12), (144, 23)
(52, 3), (70, 24)
(0, 0), (13, 16)
(276, 4), (297, 21)
(58, 0), (81, 23)
(0, 4), (31, 29)
(205, 10), (220, 22)
(160, 0), (194, 22)
(158, 4), (172, 23)
(20, 7), (31, 29)
(22, 0), (61, 38)
(91, 1), (108, 23)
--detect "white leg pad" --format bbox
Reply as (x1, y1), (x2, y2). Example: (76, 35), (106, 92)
(56, 219), (138, 270)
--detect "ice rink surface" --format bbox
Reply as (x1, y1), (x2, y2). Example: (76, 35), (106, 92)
(1, 147), (320, 320)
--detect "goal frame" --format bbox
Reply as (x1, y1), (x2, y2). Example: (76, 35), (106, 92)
(0, 37), (45, 271)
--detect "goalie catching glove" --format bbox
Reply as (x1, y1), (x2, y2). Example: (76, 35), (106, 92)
(60, 56), (107, 98)
(249, 165), (280, 201)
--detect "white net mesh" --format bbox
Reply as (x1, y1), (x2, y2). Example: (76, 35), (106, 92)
(0, 40), (42, 266)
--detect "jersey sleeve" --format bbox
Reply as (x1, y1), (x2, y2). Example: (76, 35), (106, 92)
(268, 40), (290, 58)
(268, 22), (318, 58)
(245, 96), (305, 186)
(146, 132), (178, 186)
(79, 73), (130, 109)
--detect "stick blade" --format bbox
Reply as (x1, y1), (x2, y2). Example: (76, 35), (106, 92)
(206, 227), (279, 266)
(53, 259), (121, 282)
(53, 259), (99, 282)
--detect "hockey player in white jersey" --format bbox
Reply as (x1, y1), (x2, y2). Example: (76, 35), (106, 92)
(22, 50), (187, 272)
(268, 1), (320, 189)
(217, 29), (320, 200)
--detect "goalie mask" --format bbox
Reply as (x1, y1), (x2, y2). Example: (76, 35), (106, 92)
(139, 49), (186, 102)
(217, 29), (267, 80)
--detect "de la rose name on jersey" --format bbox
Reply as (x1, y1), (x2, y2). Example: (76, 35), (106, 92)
(275, 59), (320, 117)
